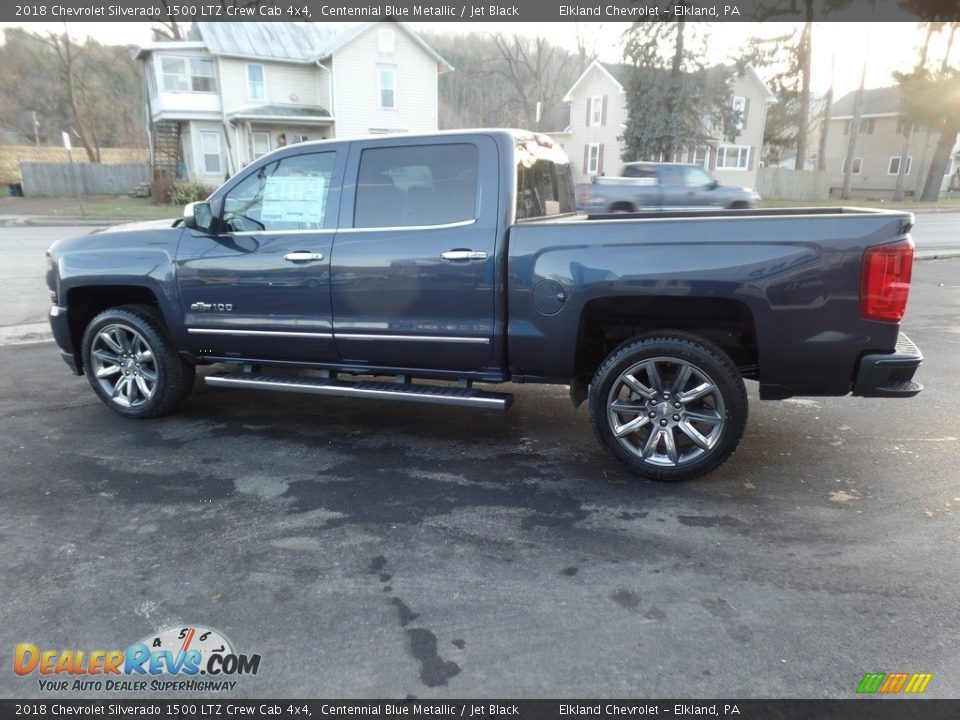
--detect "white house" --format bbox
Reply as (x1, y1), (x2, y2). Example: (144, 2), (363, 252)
(135, 22), (452, 184)
(539, 60), (776, 188)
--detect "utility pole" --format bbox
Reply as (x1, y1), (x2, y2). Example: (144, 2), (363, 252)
(31, 111), (40, 147)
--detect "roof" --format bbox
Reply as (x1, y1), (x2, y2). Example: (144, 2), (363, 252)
(175, 22), (452, 70)
(190, 22), (339, 62)
(227, 103), (333, 122)
(599, 62), (633, 88)
(535, 105), (571, 134)
(832, 86), (900, 118)
(563, 59), (776, 104)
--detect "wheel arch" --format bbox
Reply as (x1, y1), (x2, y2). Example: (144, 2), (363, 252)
(573, 295), (759, 388)
(65, 284), (165, 372)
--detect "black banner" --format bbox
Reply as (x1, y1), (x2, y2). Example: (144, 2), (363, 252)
(2, 700), (960, 720)
(1, 0), (959, 23)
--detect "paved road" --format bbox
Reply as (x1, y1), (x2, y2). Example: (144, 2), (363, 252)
(910, 212), (960, 257)
(0, 246), (957, 697)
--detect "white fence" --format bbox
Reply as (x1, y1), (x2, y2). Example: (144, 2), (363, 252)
(756, 167), (830, 202)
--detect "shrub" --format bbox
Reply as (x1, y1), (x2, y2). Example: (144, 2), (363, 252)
(169, 181), (214, 206)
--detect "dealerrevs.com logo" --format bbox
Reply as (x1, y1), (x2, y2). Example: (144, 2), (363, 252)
(14, 625), (261, 692)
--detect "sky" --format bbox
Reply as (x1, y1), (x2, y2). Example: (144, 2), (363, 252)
(0, 20), (954, 101)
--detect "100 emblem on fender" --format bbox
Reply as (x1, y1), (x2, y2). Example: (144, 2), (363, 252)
(190, 302), (233, 312)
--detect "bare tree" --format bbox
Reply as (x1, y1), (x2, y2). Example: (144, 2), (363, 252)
(491, 34), (578, 128)
(40, 26), (100, 162)
(893, 23), (942, 201)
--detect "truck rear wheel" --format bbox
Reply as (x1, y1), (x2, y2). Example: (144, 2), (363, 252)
(81, 305), (195, 419)
(588, 333), (747, 481)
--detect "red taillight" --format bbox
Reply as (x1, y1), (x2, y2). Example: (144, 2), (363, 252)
(860, 238), (914, 322)
(577, 188), (593, 205)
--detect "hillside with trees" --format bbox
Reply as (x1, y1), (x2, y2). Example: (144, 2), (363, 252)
(0, 28), (145, 160)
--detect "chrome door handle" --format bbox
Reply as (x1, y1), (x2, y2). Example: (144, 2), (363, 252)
(440, 250), (488, 261)
(283, 251), (324, 262)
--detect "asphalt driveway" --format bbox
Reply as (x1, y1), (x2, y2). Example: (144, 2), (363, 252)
(0, 258), (958, 699)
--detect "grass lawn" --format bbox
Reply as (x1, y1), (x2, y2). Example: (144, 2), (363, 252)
(0, 195), (180, 221)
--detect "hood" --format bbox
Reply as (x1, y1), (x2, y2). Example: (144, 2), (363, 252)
(93, 217), (181, 234)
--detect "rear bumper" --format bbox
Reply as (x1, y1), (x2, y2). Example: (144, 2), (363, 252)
(852, 332), (922, 398)
(48, 305), (82, 376)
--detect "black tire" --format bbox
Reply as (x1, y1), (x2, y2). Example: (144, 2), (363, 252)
(80, 304), (195, 419)
(727, 201), (751, 210)
(588, 332), (747, 481)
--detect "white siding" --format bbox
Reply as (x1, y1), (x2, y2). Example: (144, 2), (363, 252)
(559, 66), (626, 184)
(711, 72), (767, 188)
(331, 23), (439, 138)
(218, 58), (320, 113)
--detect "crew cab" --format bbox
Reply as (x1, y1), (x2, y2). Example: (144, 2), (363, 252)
(577, 161), (760, 213)
(45, 130), (922, 481)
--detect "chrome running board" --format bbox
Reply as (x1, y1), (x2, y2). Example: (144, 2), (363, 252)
(205, 372), (513, 411)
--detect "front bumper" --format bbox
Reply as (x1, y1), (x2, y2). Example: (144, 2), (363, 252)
(49, 305), (82, 376)
(852, 332), (922, 398)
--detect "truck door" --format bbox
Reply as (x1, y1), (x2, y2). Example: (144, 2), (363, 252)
(331, 137), (498, 373)
(176, 150), (343, 364)
(683, 166), (725, 208)
(658, 165), (690, 209)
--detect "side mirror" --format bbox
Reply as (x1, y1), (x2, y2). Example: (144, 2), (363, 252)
(708, 180), (719, 190)
(183, 202), (213, 231)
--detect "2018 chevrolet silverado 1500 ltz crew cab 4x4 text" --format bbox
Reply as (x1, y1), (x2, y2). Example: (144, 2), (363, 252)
(45, 130), (923, 481)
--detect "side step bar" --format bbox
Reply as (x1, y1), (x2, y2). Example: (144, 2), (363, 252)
(205, 372), (513, 411)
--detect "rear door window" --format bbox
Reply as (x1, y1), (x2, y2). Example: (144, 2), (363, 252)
(353, 144), (479, 228)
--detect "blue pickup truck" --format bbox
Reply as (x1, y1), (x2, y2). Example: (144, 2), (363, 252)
(45, 130), (922, 481)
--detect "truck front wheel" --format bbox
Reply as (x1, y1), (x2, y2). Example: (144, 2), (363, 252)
(81, 305), (195, 419)
(588, 333), (747, 481)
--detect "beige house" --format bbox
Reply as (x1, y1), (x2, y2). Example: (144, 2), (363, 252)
(135, 22), (452, 184)
(824, 86), (960, 199)
(539, 60), (775, 187)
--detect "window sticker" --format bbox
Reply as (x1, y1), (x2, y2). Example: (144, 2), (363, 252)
(260, 175), (327, 226)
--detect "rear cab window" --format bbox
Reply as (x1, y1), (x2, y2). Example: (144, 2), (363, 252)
(515, 135), (576, 221)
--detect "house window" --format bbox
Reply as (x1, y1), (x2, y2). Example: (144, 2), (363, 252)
(842, 157), (863, 175)
(199, 131), (222, 174)
(378, 28), (395, 54)
(587, 143), (600, 174)
(589, 96), (603, 127)
(887, 156), (912, 175)
(247, 64), (265, 100)
(716, 145), (750, 170)
(693, 146), (709, 169)
(378, 68), (396, 109)
(733, 96), (747, 130)
(251, 131), (271, 160)
(161, 57), (216, 93)
(859, 118), (875, 134)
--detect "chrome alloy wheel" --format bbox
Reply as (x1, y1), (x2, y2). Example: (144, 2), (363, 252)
(89, 323), (159, 408)
(606, 356), (726, 467)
